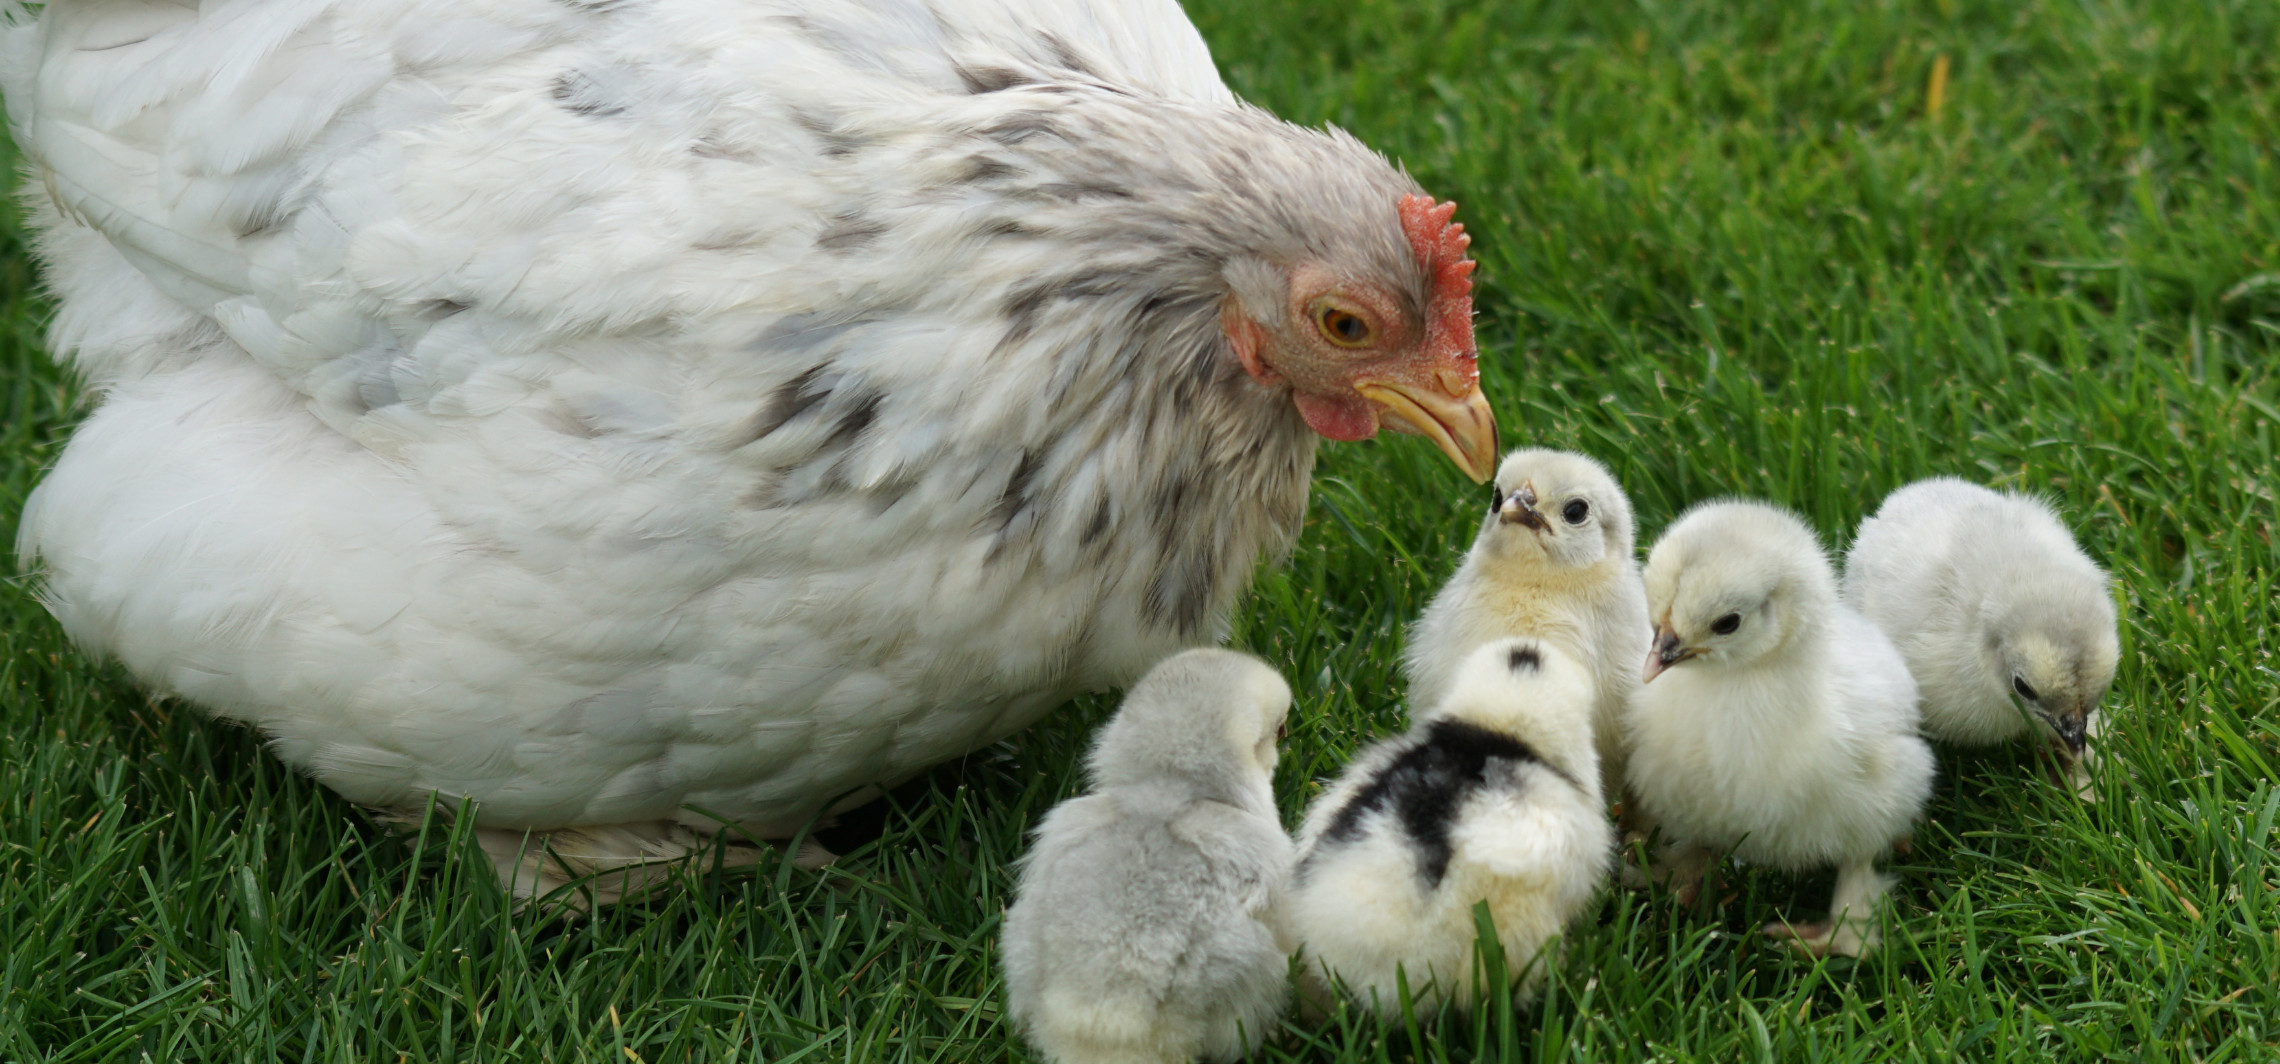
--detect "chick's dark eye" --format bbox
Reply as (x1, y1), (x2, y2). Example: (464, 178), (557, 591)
(1710, 612), (1742, 635)
(1315, 305), (1375, 348)
(1561, 499), (1590, 525)
(2013, 676), (2038, 701)
(1489, 485), (1506, 512)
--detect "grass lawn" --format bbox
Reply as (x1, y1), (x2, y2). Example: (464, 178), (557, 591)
(5, 0), (2279, 1059)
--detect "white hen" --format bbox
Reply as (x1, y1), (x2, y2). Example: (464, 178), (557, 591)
(1625, 500), (1933, 958)
(3, 0), (1499, 896)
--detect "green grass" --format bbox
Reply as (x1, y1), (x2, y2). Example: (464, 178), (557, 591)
(4, 0), (2278, 1058)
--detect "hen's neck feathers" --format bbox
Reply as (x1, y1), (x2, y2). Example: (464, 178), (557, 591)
(737, 84), (1421, 638)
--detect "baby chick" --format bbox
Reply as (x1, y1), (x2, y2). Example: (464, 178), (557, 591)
(1284, 638), (1612, 1017)
(1625, 501), (1933, 958)
(1406, 448), (1651, 796)
(1844, 478), (2118, 797)
(1001, 649), (1294, 1064)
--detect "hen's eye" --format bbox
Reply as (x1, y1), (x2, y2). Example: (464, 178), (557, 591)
(2013, 676), (2038, 702)
(1561, 499), (1590, 525)
(1710, 612), (1742, 635)
(1315, 305), (1375, 348)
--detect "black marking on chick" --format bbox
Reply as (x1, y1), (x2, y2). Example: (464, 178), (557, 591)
(1508, 646), (1541, 672)
(1315, 719), (1543, 890)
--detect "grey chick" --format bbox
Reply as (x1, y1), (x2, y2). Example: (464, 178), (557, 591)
(1405, 448), (1651, 801)
(1001, 649), (1294, 1064)
(1844, 477), (2119, 798)
(1626, 501), (1933, 958)
(1283, 639), (1611, 1018)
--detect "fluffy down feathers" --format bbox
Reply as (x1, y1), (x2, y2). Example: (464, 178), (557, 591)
(1844, 478), (2118, 766)
(1284, 639), (1610, 1017)
(1626, 500), (1933, 957)
(1000, 649), (1293, 1064)
(1404, 448), (1649, 795)
(6, 0), (1477, 871)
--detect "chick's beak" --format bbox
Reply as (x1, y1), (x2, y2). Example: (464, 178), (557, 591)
(1355, 379), (1498, 484)
(1498, 482), (1547, 529)
(1643, 625), (1704, 684)
(2047, 707), (2089, 758)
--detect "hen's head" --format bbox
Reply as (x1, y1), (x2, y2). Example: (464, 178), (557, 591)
(1217, 193), (1496, 482)
(929, 88), (1497, 483)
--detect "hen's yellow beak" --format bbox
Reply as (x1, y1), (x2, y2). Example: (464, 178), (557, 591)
(1357, 381), (1498, 483)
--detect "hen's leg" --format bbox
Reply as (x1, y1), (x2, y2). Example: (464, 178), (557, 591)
(474, 822), (773, 910)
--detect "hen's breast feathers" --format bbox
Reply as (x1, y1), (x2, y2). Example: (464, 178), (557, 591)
(7, 0), (1326, 829)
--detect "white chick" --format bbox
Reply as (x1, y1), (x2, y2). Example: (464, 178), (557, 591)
(1844, 478), (2119, 797)
(1001, 649), (1294, 1064)
(1284, 638), (1611, 1017)
(1405, 448), (1651, 798)
(1625, 501), (1933, 958)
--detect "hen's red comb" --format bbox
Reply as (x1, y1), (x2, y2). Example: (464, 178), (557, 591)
(1398, 194), (1478, 365)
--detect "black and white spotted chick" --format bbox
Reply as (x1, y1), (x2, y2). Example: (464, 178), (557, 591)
(1001, 649), (1294, 1064)
(1280, 639), (1612, 1018)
